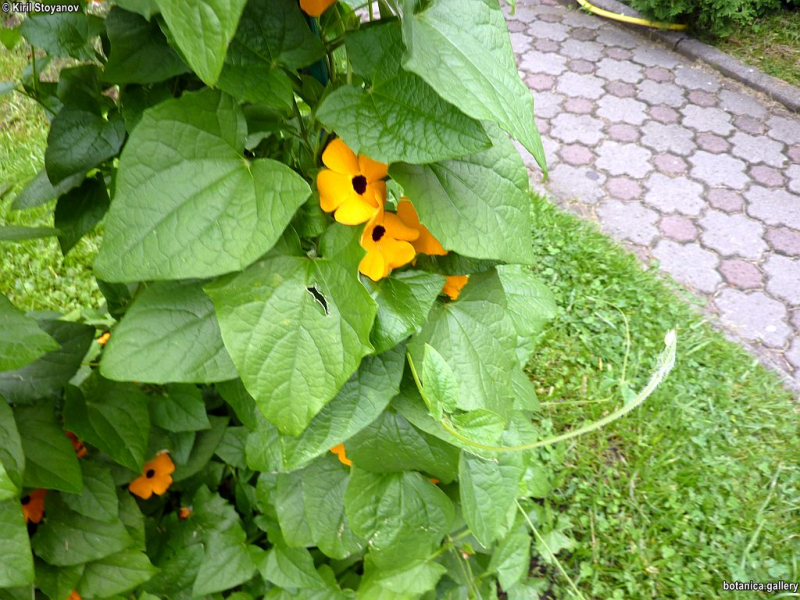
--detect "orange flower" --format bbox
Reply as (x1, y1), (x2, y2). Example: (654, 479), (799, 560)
(67, 591), (80, 600)
(65, 431), (87, 459)
(317, 138), (387, 225)
(429, 478), (440, 485)
(96, 332), (110, 345)
(329, 443), (352, 467)
(21, 489), (46, 524)
(396, 198), (447, 256)
(129, 453), (175, 500)
(359, 208), (419, 281)
(442, 275), (469, 300)
(178, 506), (193, 520)
(299, 0), (336, 17)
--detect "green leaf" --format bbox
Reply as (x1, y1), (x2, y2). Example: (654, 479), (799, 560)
(173, 416), (228, 482)
(347, 410), (459, 483)
(345, 468), (454, 570)
(0, 226), (60, 242)
(511, 369), (538, 412)
(370, 559), (447, 596)
(0, 319), (93, 404)
(63, 375), (150, 472)
(103, 7), (189, 84)
(61, 461), (119, 523)
(34, 560), (84, 600)
(217, 379), (258, 430)
(275, 469), (313, 548)
(260, 546), (326, 589)
(101, 281), (237, 384)
(45, 107), (126, 185)
(365, 271), (445, 355)
(488, 521), (530, 591)
(155, 0), (247, 85)
(279, 346), (405, 471)
(14, 402), (82, 494)
(206, 255), (376, 436)
(54, 175), (109, 255)
(0, 293), (59, 373)
(150, 384), (210, 432)
(421, 344), (458, 419)
(0, 402), (24, 499)
(402, 0), (546, 171)
(32, 495), (134, 566)
(11, 169), (84, 211)
(56, 65), (103, 114)
(408, 270), (517, 418)
(0, 28), (21, 51)
(95, 89), (311, 281)
(19, 13), (104, 60)
(192, 523), (256, 595)
(0, 500), (34, 587)
(390, 125), (534, 264)
(245, 413), (282, 472)
(77, 551), (157, 597)
(317, 22), (489, 164)
(114, 0), (160, 19)
(218, 0), (324, 109)
(497, 266), (556, 367)
(215, 426), (248, 469)
(459, 450), (524, 547)
(450, 409), (506, 446)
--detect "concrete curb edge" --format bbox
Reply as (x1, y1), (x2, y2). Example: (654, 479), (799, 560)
(552, 0), (800, 113)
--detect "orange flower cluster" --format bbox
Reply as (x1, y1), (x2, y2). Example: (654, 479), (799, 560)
(129, 452), (175, 500)
(316, 138), (467, 296)
(299, 0), (336, 17)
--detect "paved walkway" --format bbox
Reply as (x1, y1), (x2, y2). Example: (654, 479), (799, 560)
(507, 0), (800, 388)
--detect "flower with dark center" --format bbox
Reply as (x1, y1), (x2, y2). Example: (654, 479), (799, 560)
(317, 138), (387, 225)
(21, 489), (46, 524)
(129, 452), (175, 500)
(359, 208), (419, 281)
(396, 198), (447, 256)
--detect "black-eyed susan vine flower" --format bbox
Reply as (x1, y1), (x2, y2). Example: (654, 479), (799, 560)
(129, 452), (175, 500)
(396, 198), (447, 256)
(299, 0), (336, 17)
(65, 431), (87, 459)
(329, 443), (352, 466)
(67, 591), (80, 600)
(21, 489), (46, 524)
(317, 139), (387, 225)
(442, 275), (469, 300)
(359, 207), (419, 281)
(178, 506), (193, 520)
(96, 332), (110, 345)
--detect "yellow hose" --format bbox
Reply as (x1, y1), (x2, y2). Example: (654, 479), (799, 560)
(575, 0), (688, 31)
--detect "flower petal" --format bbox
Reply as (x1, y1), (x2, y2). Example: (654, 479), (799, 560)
(318, 169), (356, 213)
(364, 181), (387, 205)
(335, 195), (380, 225)
(381, 238), (417, 271)
(322, 138), (359, 176)
(129, 476), (154, 500)
(359, 249), (388, 281)
(359, 154), (388, 182)
(442, 275), (469, 300)
(150, 474), (173, 496)
(384, 212), (420, 242)
(151, 452), (175, 476)
(397, 200), (447, 255)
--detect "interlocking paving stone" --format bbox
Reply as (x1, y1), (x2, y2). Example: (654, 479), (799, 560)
(597, 200), (659, 245)
(596, 141), (652, 178)
(763, 255), (800, 305)
(644, 173), (705, 215)
(699, 210), (767, 259)
(507, 0), (800, 385)
(730, 132), (786, 167)
(652, 240), (721, 293)
(715, 290), (791, 348)
(719, 259), (763, 289)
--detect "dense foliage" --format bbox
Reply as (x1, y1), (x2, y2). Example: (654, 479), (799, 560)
(626, 0), (800, 36)
(0, 1), (676, 599)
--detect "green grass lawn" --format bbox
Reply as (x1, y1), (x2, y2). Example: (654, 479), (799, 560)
(707, 8), (800, 88)
(2, 41), (799, 600)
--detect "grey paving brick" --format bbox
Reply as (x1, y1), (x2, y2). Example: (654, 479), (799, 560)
(596, 96), (648, 125)
(640, 121), (696, 157)
(719, 259), (763, 289)
(653, 240), (721, 293)
(519, 51), (567, 76)
(596, 58), (643, 83)
(674, 67), (721, 92)
(730, 132), (786, 168)
(718, 89), (768, 119)
(699, 210), (767, 259)
(637, 80), (686, 108)
(763, 255), (800, 305)
(630, 45), (681, 69)
(787, 165), (800, 195)
(597, 200), (659, 245)
(596, 141), (653, 178)
(767, 116), (800, 145)
(533, 91), (564, 119)
(547, 163), (606, 204)
(746, 187), (800, 229)
(644, 173), (705, 215)
(550, 113), (605, 145)
(682, 105), (733, 136)
(715, 289), (791, 348)
(560, 39), (605, 62)
(527, 20), (570, 41)
(556, 72), (606, 100)
(786, 339), (800, 370)
(690, 151), (749, 189)
(595, 27), (640, 49)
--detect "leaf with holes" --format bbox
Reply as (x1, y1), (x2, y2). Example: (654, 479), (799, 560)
(206, 255), (375, 436)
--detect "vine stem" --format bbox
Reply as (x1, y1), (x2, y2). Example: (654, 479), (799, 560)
(516, 500), (587, 600)
(406, 329), (676, 454)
